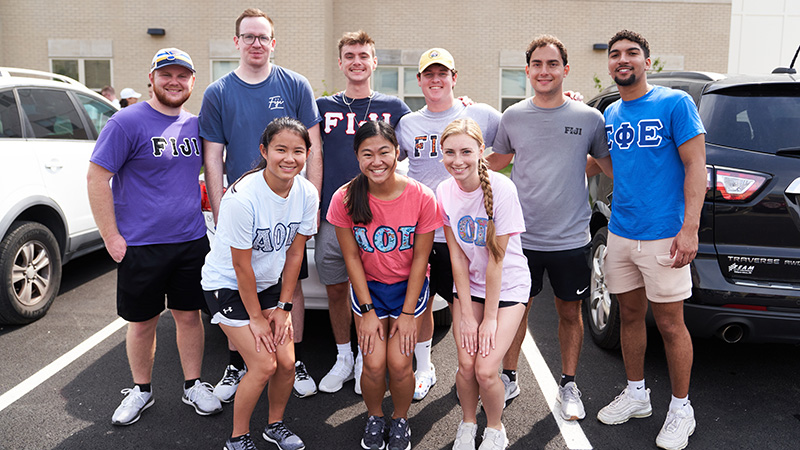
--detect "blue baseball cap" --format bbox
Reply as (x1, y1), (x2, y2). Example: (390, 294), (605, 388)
(150, 48), (195, 73)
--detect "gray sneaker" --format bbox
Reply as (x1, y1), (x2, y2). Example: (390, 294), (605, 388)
(225, 433), (258, 450)
(557, 382), (586, 420)
(500, 373), (520, 403)
(111, 386), (154, 426)
(263, 421), (305, 450)
(183, 380), (223, 415)
(597, 387), (652, 425)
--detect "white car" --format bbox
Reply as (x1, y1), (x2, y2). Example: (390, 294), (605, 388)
(0, 68), (116, 324)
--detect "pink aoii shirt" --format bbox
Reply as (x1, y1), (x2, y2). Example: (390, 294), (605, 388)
(436, 171), (531, 302)
(327, 177), (442, 285)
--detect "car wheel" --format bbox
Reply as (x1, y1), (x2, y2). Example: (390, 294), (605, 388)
(0, 221), (62, 324)
(585, 227), (620, 349)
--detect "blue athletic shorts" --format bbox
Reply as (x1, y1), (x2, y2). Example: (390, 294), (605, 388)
(350, 278), (430, 320)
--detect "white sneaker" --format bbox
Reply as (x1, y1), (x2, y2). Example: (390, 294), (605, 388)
(597, 387), (652, 425)
(500, 373), (520, 403)
(413, 364), (437, 401)
(557, 382), (586, 420)
(182, 380), (223, 415)
(213, 365), (247, 403)
(354, 352), (363, 395)
(319, 353), (354, 393)
(478, 425), (508, 450)
(111, 386), (154, 426)
(293, 361), (318, 398)
(452, 421), (477, 450)
(656, 402), (696, 450)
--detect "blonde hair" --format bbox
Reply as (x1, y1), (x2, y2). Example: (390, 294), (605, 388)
(440, 119), (504, 262)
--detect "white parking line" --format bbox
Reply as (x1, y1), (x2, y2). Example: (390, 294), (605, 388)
(0, 317), (127, 413)
(521, 329), (593, 450)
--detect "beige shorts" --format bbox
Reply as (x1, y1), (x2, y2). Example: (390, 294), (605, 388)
(605, 231), (692, 303)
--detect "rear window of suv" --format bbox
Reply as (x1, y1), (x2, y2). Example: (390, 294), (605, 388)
(699, 84), (800, 154)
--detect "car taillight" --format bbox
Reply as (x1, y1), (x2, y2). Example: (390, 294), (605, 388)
(200, 180), (211, 212)
(715, 169), (768, 201)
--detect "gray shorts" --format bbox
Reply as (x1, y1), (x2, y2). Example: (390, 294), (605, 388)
(314, 219), (349, 285)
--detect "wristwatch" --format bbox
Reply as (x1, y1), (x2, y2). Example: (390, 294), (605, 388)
(276, 301), (293, 312)
(359, 303), (375, 314)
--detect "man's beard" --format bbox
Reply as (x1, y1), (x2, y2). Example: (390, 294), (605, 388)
(153, 85), (191, 108)
(614, 73), (638, 87)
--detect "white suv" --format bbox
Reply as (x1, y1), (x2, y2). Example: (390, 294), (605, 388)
(0, 68), (116, 324)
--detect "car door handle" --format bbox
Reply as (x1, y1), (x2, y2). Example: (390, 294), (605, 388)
(44, 159), (63, 171)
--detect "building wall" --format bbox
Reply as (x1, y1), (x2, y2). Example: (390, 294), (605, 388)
(728, 0), (800, 74)
(0, 0), (730, 113)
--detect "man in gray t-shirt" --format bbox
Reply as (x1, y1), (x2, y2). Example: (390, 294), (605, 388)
(487, 35), (612, 420)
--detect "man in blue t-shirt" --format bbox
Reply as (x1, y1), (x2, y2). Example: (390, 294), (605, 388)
(88, 48), (222, 426)
(198, 8), (322, 405)
(595, 30), (706, 450)
(314, 31), (411, 397)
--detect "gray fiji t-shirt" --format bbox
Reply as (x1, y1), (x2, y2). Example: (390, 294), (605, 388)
(493, 98), (608, 251)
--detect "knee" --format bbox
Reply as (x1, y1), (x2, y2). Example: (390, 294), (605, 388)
(172, 310), (202, 328)
(387, 359), (412, 381)
(457, 360), (476, 381)
(277, 356), (295, 375)
(248, 359), (277, 385)
(363, 357), (386, 379)
(474, 363), (498, 387)
(559, 304), (583, 326)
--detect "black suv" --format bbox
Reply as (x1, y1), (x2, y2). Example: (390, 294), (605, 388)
(585, 71), (800, 348)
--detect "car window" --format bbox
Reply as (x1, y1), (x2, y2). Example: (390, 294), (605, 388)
(0, 90), (23, 138)
(76, 93), (115, 137)
(17, 88), (88, 140)
(700, 84), (800, 154)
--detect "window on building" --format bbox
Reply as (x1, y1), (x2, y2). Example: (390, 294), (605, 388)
(500, 68), (531, 112)
(212, 60), (238, 82)
(373, 67), (426, 111)
(51, 59), (111, 91)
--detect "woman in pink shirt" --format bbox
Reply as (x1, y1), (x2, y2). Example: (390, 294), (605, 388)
(327, 120), (441, 450)
(436, 119), (531, 450)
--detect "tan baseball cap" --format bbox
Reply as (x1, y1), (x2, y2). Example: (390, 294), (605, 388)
(418, 48), (455, 73)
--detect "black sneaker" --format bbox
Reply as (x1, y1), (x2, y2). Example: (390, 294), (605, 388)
(361, 415), (387, 450)
(387, 417), (411, 450)
(224, 433), (258, 450)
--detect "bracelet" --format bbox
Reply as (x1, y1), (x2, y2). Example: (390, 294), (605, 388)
(401, 311), (414, 316)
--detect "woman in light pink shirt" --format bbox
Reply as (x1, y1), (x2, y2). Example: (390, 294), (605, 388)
(436, 118), (531, 450)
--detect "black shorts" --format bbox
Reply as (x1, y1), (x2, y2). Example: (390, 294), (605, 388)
(523, 243), (592, 301)
(204, 280), (282, 322)
(298, 248), (309, 280)
(117, 236), (209, 322)
(452, 292), (521, 309)
(428, 242), (454, 302)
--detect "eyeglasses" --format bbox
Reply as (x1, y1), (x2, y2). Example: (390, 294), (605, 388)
(238, 34), (272, 46)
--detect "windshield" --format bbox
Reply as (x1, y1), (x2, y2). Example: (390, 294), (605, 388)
(699, 84), (800, 154)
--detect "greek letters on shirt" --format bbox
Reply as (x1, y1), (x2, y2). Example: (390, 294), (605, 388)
(412, 134), (439, 159)
(457, 215), (489, 247)
(605, 119), (664, 151)
(353, 225), (416, 253)
(323, 112), (393, 135)
(151, 136), (200, 157)
(252, 223), (301, 253)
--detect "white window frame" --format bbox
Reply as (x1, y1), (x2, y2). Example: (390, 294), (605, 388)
(210, 59), (239, 82)
(372, 66), (425, 110)
(49, 58), (113, 91)
(498, 68), (532, 112)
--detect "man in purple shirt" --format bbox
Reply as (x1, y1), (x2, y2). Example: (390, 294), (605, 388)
(88, 48), (222, 426)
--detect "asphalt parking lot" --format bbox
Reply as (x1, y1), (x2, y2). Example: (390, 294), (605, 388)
(1, 250), (799, 450)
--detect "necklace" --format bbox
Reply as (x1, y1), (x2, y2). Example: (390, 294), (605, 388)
(342, 91), (375, 124)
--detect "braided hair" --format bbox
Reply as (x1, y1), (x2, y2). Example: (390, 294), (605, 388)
(440, 119), (504, 262)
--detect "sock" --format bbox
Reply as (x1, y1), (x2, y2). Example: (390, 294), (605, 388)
(414, 339), (433, 373)
(229, 350), (245, 370)
(336, 342), (352, 358)
(230, 433), (250, 442)
(135, 383), (151, 393)
(295, 342), (304, 362)
(184, 378), (199, 390)
(502, 369), (517, 383)
(669, 395), (689, 411)
(560, 374), (575, 387)
(627, 379), (647, 400)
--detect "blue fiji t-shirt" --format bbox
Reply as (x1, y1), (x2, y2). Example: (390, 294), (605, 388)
(199, 66), (322, 182)
(604, 86), (705, 240)
(316, 92), (410, 216)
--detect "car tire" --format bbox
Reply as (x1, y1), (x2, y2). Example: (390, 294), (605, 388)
(0, 221), (62, 324)
(585, 227), (621, 349)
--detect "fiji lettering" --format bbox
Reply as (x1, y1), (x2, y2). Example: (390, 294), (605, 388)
(151, 137), (200, 157)
(324, 111), (392, 135)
